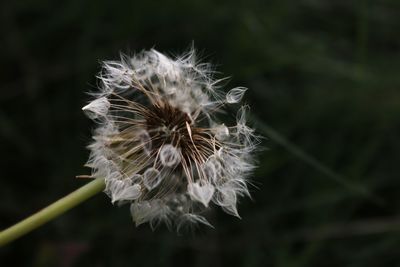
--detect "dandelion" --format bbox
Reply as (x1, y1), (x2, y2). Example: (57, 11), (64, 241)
(83, 48), (258, 229)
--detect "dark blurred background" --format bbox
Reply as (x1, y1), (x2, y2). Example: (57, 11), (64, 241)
(1, 0), (400, 266)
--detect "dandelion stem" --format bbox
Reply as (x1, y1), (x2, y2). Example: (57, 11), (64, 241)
(0, 178), (105, 247)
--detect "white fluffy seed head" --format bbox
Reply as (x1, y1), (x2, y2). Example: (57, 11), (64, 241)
(84, 48), (259, 230)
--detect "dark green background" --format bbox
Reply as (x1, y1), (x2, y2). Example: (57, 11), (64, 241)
(1, 0), (400, 266)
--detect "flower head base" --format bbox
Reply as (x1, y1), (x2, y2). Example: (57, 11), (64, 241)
(84, 49), (258, 230)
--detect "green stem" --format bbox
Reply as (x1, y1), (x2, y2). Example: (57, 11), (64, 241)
(0, 178), (105, 247)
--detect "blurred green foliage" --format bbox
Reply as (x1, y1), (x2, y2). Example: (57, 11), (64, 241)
(1, 0), (400, 266)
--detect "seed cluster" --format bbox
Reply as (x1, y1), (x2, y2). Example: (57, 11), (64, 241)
(83, 49), (258, 230)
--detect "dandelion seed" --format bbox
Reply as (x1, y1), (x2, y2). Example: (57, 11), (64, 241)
(82, 97), (110, 119)
(143, 168), (162, 190)
(187, 182), (215, 207)
(106, 179), (142, 204)
(84, 48), (259, 230)
(213, 124), (230, 140)
(159, 144), (181, 167)
(226, 87), (247, 104)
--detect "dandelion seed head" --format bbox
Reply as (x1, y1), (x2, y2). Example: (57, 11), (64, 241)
(84, 48), (259, 230)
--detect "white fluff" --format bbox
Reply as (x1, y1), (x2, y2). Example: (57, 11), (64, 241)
(143, 168), (163, 190)
(187, 182), (215, 207)
(106, 179), (142, 204)
(84, 48), (259, 230)
(226, 87), (247, 104)
(159, 144), (181, 167)
(82, 97), (110, 119)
